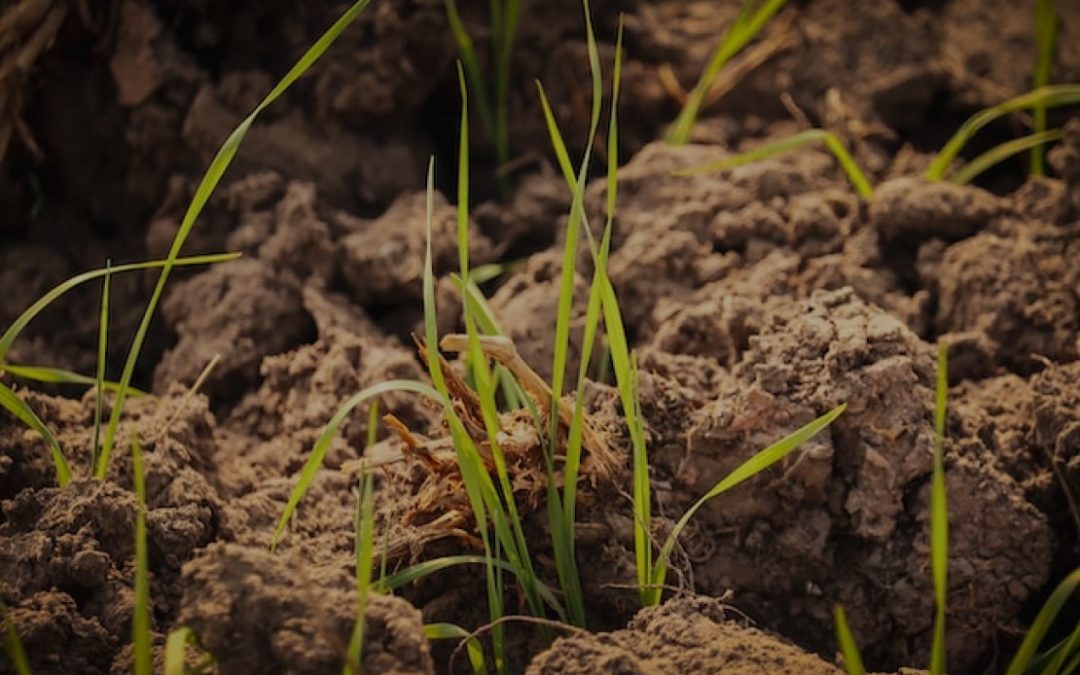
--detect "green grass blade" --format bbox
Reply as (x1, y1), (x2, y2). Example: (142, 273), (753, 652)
(0, 597), (32, 675)
(344, 402), (379, 675)
(493, 0), (519, 168)
(92, 261), (111, 472)
(270, 379), (444, 552)
(445, 0), (499, 161)
(377, 554), (559, 611)
(0, 253), (240, 366)
(0, 381), (70, 486)
(164, 627), (200, 675)
(833, 605), (866, 675)
(131, 433), (151, 675)
(1005, 567), (1080, 675)
(674, 128), (874, 198)
(97, 0), (373, 480)
(951, 128), (1065, 185)
(1042, 619), (1080, 675)
(648, 403), (846, 604)
(927, 84), (1080, 180)
(0, 366), (147, 396)
(1031, 0), (1057, 175)
(666, 0), (789, 145)
(930, 342), (949, 675)
(424, 623), (489, 675)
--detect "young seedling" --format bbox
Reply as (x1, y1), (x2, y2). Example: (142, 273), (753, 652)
(833, 605), (865, 675)
(666, 0), (789, 145)
(674, 128), (874, 198)
(95, 0), (376, 480)
(423, 623), (488, 675)
(1, 597), (31, 675)
(1031, 0), (1058, 175)
(930, 342), (949, 675)
(344, 402), (380, 675)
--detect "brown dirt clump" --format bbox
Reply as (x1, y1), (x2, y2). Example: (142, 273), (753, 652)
(178, 543), (433, 675)
(527, 595), (843, 675)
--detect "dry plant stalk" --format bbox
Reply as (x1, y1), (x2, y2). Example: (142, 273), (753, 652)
(352, 334), (620, 559)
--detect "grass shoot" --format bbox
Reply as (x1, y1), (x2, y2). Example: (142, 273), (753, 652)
(344, 402), (379, 674)
(95, 0), (375, 481)
(423, 623), (488, 675)
(926, 84), (1080, 181)
(163, 627), (213, 675)
(1, 597), (31, 675)
(674, 128), (874, 198)
(92, 261), (111, 473)
(950, 128), (1065, 185)
(930, 342), (949, 675)
(666, 0), (789, 145)
(833, 605), (865, 675)
(1031, 0), (1058, 175)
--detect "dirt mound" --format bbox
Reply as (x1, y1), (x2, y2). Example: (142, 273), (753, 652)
(527, 596), (843, 675)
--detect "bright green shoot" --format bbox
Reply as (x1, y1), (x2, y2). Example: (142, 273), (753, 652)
(930, 342), (949, 675)
(666, 0), (789, 145)
(424, 623), (488, 675)
(674, 128), (874, 198)
(164, 627), (214, 675)
(96, 0), (374, 481)
(92, 261), (111, 474)
(0, 381), (70, 487)
(344, 402), (379, 674)
(131, 433), (152, 675)
(646, 403), (847, 605)
(1031, 0), (1058, 175)
(951, 128), (1065, 186)
(833, 605), (865, 675)
(1004, 567), (1080, 675)
(445, 0), (519, 169)
(0, 253), (234, 488)
(1, 597), (31, 675)
(926, 84), (1080, 181)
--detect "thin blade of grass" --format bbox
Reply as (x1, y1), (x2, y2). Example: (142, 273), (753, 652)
(344, 401), (379, 675)
(833, 605), (866, 675)
(131, 433), (151, 675)
(455, 64), (551, 630)
(164, 627), (202, 675)
(493, 0), (519, 168)
(0, 597), (31, 675)
(1005, 567), (1080, 675)
(270, 379), (443, 552)
(1041, 619), (1080, 675)
(376, 554), (559, 611)
(1031, 0), (1057, 175)
(666, 0), (789, 145)
(424, 623), (489, 675)
(0, 365), (147, 396)
(951, 128), (1065, 185)
(927, 84), (1080, 180)
(0, 381), (70, 486)
(674, 128), (873, 198)
(92, 261), (111, 472)
(0, 253), (240, 365)
(98, 0), (373, 480)
(930, 342), (949, 675)
(445, 0), (498, 159)
(648, 403), (847, 604)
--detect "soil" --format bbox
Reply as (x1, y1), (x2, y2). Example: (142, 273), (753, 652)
(3, 0), (1080, 674)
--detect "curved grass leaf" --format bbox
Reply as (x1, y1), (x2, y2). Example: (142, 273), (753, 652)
(930, 342), (949, 675)
(666, 0), (789, 145)
(377, 555), (561, 612)
(0, 381), (70, 486)
(833, 605), (865, 675)
(0, 253), (240, 366)
(131, 433), (151, 675)
(97, 0), (373, 480)
(0, 366), (146, 396)
(674, 128), (874, 198)
(926, 84), (1080, 181)
(951, 128), (1065, 185)
(424, 623), (488, 675)
(270, 379), (443, 552)
(1005, 567), (1080, 675)
(647, 403), (847, 604)
(1031, 0), (1058, 175)
(1, 597), (31, 675)
(164, 627), (197, 675)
